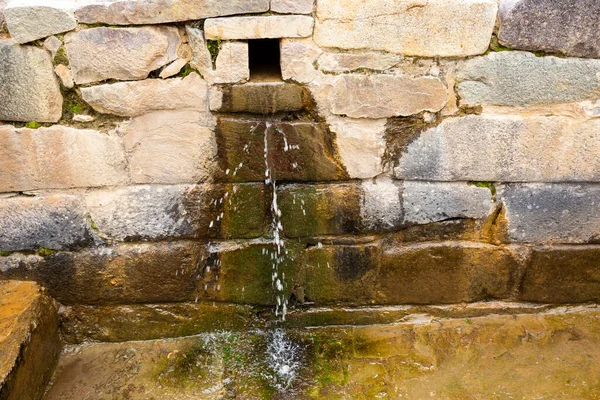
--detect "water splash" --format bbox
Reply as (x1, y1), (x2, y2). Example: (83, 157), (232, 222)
(266, 328), (302, 390)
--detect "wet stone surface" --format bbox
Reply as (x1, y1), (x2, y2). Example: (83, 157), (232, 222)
(44, 307), (600, 399)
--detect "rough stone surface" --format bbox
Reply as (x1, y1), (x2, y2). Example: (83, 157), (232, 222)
(0, 125), (127, 192)
(75, 0), (270, 25)
(380, 242), (520, 304)
(280, 38), (322, 83)
(314, 0), (498, 57)
(85, 186), (195, 241)
(395, 115), (600, 182)
(0, 281), (60, 400)
(81, 74), (210, 117)
(318, 52), (402, 73)
(54, 64), (74, 89)
(216, 119), (346, 183)
(205, 15), (314, 40)
(119, 111), (216, 184)
(59, 302), (258, 343)
(4, 1), (76, 44)
(0, 40), (62, 123)
(501, 183), (600, 244)
(457, 51), (600, 107)
(361, 178), (403, 232)
(327, 116), (386, 179)
(271, 0), (313, 14)
(42, 35), (61, 58)
(521, 246), (600, 303)
(0, 0), (5, 32)
(330, 74), (447, 118)
(402, 181), (493, 225)
(0, 242), (205, 305)
(210, 82), (305, 114)
(498, 0), (600, 58)
(0, 195), (91, 252)
(65, 26), (181, 85)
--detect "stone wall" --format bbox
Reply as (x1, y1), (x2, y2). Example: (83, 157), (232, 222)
(1, 0), (600, 324)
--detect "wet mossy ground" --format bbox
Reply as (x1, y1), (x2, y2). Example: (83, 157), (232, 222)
(45, 307), (600, 399)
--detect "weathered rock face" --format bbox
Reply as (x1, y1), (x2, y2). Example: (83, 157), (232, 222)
(318, 52), (402, 73)
(119, 110), (216, 184)
(209, 82), (305, 114)
(501, 183), (600, 244)
(395, 115), (600, 182)
(314, 0), (498, 57)
(215, 118), (347, 182)
(81, 74), (210, 117)
(65, 26), (181, 85)
(204, 15), (314, 40)
(280, 38), (323, 83)
(0, 125), (127, 192)
(0, 195), (92, 252)
(330, 74), (447, 118)
(498, 0), (600, 58)
(271, 0), (314, 14)
(0, 281), (60, 400)
(0, 40), (62, 123)
(457, 51), (600, 107)
(4, 1), (76, 44)
(75, 0), (269, 25)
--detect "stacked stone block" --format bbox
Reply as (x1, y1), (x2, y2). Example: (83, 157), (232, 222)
(1, 0), (600, 341)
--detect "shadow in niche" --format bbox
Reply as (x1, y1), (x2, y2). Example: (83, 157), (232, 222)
(249, 39), (282, 82)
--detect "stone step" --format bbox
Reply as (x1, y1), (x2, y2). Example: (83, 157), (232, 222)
(0, 281), (60, 400)
(44, 306), (600, 399)
(210, 82), (306, 114)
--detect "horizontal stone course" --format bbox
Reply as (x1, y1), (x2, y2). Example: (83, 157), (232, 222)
(500, 183), (600, 244)
(314, 0), (498, 57)
(498, 0), (600, 58)
(65, 26), (180, 85)
(74, 0), (270, 25)
(4, 1), (76, 44)
(457, 51), (600, 107)
(0, 125), (127, 192)
(330, 74), (447, 119)
(209, 82), (305, 114)
(0, 40), (63, 123)
(271, 0), (314, 14)
(0, 195), (92, 252)
(81, 74), (210, 117)
(395, 115), (600, 182)
(205, 15), (314, 40)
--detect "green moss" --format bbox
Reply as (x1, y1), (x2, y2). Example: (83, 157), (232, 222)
(90, 219), (98, 231)
(488, 35), (512, 53)
(38, 248), (57, 257)
(179, 64), (194, 78)
(53, 46), (69, 66)
(465, 318), (473, 325)
(69, 103), (85, 114)
(0, 251), (13, 257)
(221, 184), (268, 239)
(468, 181), (497, 200)
(206, 37), (222, 69)
(25, 121), (41, 129)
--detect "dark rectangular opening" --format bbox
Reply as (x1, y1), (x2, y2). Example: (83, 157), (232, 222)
(248, 39), (282, 82)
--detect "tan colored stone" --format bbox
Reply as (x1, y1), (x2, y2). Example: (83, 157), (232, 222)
(395, 115), (600, 182)
(4, 1), (76, 44)
(65, 26), (181, 85)
(159, 58), (187, 79)
(119, 110), (217, 184)
(330, 74), (447, 118)
(281, 38), (323, 83)
(318, 51), (402, 73)
(0, 281), (60, 400)
(327, 116), (386, 179)
(75, 0), (270, 25)
(81, 74), (210, 118)
(0, 40), (62, 123)
(54, 64), (73, 88)
(0, 125), (127, 192)
(314, 0), (497, 57)
(205, 15), (314, 40)
(209, 82), (305, 114)
(271, 0), (314, 14)
(42, 35), (61, 58)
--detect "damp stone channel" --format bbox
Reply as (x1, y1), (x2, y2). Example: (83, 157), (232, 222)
(2, 0), (600, 398)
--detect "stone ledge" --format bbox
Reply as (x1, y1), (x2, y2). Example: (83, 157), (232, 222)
(0, 281), (60, 400)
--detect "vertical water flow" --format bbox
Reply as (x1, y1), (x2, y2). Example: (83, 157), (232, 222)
(264, 122), (288, 320)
